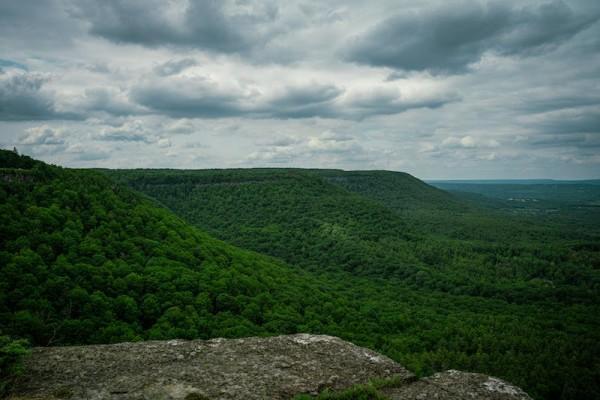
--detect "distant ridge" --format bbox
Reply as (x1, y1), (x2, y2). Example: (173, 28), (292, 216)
(428, 179), (600, 185)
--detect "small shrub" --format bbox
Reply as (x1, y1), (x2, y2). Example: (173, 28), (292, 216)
(0, 334), (30, 396)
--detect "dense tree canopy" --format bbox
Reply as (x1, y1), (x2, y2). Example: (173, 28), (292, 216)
(1, 152), (598, 399)
(108, 167), (600, 400)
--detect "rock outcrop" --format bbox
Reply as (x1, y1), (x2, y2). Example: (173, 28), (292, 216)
(381, 369), (532, 400)
(9, 334), (531, 400)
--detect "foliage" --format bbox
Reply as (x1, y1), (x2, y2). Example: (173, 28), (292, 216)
(1, 152), (599, 400)
(0, 334), (30, 396)
(108, 167), (600, 400)
(0, 154), (339, 345)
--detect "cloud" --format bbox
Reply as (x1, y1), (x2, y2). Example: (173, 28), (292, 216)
(260, 84), (343, 118)
(95, 120), (155, 142)
(130, 75), (247, 118)
(340, 86), (458, 119)
(79, 87), (143, 117)
(0, 0), (81, 49)
(307, 130), (356, 153)
(164, 119), (197, 135)
(129, 74), (454, 120)
(1, 0), (599, 177)
(65, 143), (111, 161)
(247, 130), (372, 165)
(263, 136), (302, 147)
(518, 93), (600, 113)
(0, 59), (28, 72)
(542, 110), (600, 135)
(345, 1), (599, 74)
(527, 133), (600, 148)
(19, 125), (65, 145)
(74, 0), (278, 54)
(0, 70), (69, 121)
(441, 135), (500, 149)
(157, 137), (171, 148)
(524, 107), (600, 135)
(153, 58), (198, 76)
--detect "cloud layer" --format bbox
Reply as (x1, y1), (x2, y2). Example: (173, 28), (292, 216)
(346, 1), (599, 73)
(0, 0), (599, 178)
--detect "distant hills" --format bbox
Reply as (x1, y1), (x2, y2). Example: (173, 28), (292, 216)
(428, 179), (600, 221)
(428, 179), (600, 184)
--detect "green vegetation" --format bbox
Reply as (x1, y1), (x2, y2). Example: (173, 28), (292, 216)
(1, 151), (599, 400)
(108, 167), (600, 400)
(109, 168), (600, 303)
(294, 385), (385, 400)
(0, 334), (30, 396)
(429, 180), (600, 230)
(0, 152), (343, 344)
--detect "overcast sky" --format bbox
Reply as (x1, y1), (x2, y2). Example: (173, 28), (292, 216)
(1, 0), (599, 179)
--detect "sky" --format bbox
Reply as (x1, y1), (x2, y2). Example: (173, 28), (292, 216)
(1, 0), (599, 179)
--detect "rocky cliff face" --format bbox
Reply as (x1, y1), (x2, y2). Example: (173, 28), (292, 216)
(9, 334), (531, 400)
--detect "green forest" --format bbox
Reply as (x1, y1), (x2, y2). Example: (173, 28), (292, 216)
(1, 150), (599, 399)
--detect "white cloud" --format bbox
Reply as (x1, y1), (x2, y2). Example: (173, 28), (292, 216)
(441, 136), (500, 149)
(20, 125), (65, 145)
(157, 137), (171, 148)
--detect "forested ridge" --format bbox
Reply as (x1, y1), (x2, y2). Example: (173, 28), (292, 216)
(109, 168), (599, 304)
(1, 150), (599, 400)
(108, 167), (600, 400)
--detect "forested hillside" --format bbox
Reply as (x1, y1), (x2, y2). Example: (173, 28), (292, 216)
(108, 167), (600, 400)
(0, 151), (347, 345)
(109, 169), (599, 303)
(1, 153), (599, 400)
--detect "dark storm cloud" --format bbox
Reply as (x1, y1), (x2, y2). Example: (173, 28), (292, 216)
(0, 70), (78, 121)
(74, 0), (278, 54)
(346, 1), (599, 73)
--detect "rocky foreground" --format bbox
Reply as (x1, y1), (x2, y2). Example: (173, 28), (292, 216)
(9, 334), (531, 400)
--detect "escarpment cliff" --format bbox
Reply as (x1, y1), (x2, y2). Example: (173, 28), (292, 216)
(9, 334), (531, 400)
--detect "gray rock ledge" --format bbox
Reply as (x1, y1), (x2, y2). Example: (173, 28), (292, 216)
(9, 334), (530, 400)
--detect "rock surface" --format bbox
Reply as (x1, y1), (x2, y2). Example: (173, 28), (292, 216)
(381, 369), (532, 400)
(9, 334), (531, 400)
